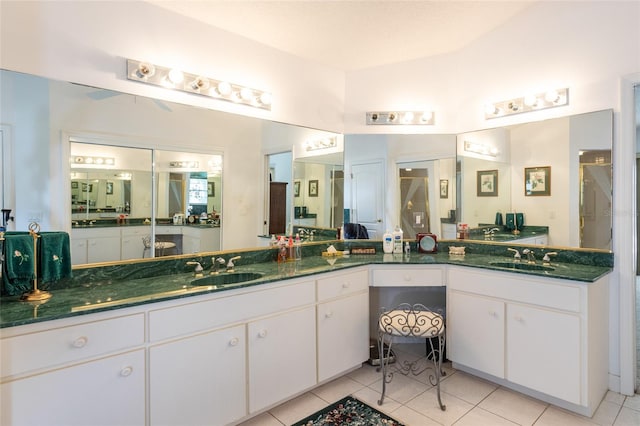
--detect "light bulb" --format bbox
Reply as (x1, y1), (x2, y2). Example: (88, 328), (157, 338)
(217, 81), (232, 96)
(167, 69), (184, 85)
(545, 90), (560, 103)
(190, 76), (210, 91)
(485, 104), (500, 116)
(259, 92), (272, 106)
(388, 113), (397, 122)
(524, 94), (538, 107)
(402, 112), (414, 123)
(135, 62), (155, 79)
(420, 111), (433, 122)
(240, 87), (254, 101)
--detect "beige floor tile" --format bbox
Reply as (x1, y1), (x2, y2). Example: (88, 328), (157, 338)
(613, 406), (640, 426)
(406, 388), (474, 426)
(622, 393), (640, 411)
(534, 406), (598, 426)
(390, 405), (442, 426)
(310, 375), (365, 402)
(235, 411), (284, 426)
(591, 400), (623, 426)
(604, 391), (626, 406)
(347, 362), (382, 386)
(352, 385), (403, 414)
(268, 392), (328, 426)
(479, 387), (547, 425)
(455, 406), (519, 426)
(372, 373), (431, 404)
(439, 370), (498, 405)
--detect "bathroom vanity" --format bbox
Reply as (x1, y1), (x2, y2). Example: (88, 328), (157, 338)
(0, 244), (611, 425)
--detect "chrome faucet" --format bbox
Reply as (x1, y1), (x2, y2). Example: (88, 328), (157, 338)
(483, 227), (500, 238)
(542, 252), (558, 266)
(522, 248), (536, 264)
(507, 248), (521, 261)
(186, 261), (204, 277)
(210, 257), (226, 275)
(227, 256), (241, 272)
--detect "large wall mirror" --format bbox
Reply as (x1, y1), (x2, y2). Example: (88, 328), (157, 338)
(457, 109), (613, 250)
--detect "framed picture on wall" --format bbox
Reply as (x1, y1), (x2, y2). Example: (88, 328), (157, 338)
(309, 179), (319, 197)
(71, 181), (78, 189)
(525, 166), (551, 196)
(106, 181), (113, 195)
(293, 181), (300, 197)
(477, 170), (498, 196)
(439, 179), (449, 199)
(208, 182), (215, 197)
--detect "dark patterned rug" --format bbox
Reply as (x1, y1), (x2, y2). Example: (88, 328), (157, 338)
(291, 396), (404, 426)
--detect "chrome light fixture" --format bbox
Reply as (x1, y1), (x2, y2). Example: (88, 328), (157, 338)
(71, 156), (115, 166)
(485, 88), (569, 119)
(366, 110), (435, 126)
(127, 59), (272, 111)
(305, 136), (337, 152)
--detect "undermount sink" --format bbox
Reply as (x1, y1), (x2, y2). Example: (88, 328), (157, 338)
(191, 272), (264, 287)
(489, 261), (555, 272)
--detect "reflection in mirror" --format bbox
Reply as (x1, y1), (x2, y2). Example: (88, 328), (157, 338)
(456, 109), (612, 249)
(293, 151), (344, 230)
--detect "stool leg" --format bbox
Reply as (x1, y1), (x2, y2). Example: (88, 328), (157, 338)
(427, 333), (446, 411)
(377, 331), (393, 405)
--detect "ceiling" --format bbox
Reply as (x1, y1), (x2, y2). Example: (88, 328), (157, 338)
(146, 0), (536, 71)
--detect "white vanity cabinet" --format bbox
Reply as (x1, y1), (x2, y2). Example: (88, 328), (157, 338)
(515, 234), (548, 245)
(120, 225), (149, 260)
(316, 269), (370, 382)
(248, 305), (317, 413)
(1, 313), (146, 426)
(149, 324), (247, 426)
(447, 266), (608, 416)
(182, 226), (220, 253)
(71, 227), (121, 264)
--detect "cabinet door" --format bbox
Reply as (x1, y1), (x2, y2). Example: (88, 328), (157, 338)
(70, 238), (88, 264)
(448, 291), (505, 378)
(248, 306), (316, 413)
(87, 236), (121, 263)
(149, 324), (246, 426)
(1, 350), (144, 426)
(506, 303), (581, 404)
(317, 292), (369, 382)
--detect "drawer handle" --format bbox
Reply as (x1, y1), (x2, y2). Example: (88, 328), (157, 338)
(258, 329), (268, 338)
(488, 310), (498, 317)
(325, 311), (333, 319)
(342, 282), (350, 289)
(403, 275), (412, 281)
(514, 315), (525, 323)
(72, 336), (88, 348)
(229, 337), (239, 346)
(120, 366), (133, 377)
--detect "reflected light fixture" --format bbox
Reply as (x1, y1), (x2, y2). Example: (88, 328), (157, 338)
(71, 156), (115, 166)
(485, 88), (569, 119)
(305, 136), (337, 152)
(127, 59), (272, 111)
(464, 141), (499, 157)
(366, 110), (435, 125)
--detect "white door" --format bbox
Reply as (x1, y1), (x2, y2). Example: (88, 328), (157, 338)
(351, 161), (384, 238)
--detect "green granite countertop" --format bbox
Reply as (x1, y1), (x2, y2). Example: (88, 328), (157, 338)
(0, 245), (612, 329)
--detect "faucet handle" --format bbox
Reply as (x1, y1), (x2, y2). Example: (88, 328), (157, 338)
(186, 261), (204, 277)
(542, 252), (558, 264)
(507, 247), (521, 260)
(227, 256), (241, 271)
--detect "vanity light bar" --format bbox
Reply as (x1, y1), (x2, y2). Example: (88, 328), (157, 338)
(366, 111), (435, 126)
(169, 161), (199, 169)
(305, 136), (337, 152)
(464, 141), (499, 157)
(72, 156), (115, 166)
(485, 88), (569, 120)
(126, 59), (272, 111)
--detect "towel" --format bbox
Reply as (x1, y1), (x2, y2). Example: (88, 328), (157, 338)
(39, 232), (72, 284)
(2, 232), (35, 296)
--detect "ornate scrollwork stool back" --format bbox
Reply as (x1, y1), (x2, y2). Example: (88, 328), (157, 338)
(377, 303), (446, 410)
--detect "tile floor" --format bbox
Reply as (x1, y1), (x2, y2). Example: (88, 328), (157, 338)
(238, 344), (640, 426)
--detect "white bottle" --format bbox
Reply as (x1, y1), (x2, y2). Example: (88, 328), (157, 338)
(393, 225), (404, 254)
(382, 230), (394, 254)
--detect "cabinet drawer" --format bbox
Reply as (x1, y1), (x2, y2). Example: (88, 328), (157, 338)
(448, 267), (581, 312)
(149, 280), (315, 341)
(1, 314), (145, 378)
(121, 226), (152, 237)
(372, 266), (444, 287)
(317, 269), (368, 301)
(71, 227), (117, 238)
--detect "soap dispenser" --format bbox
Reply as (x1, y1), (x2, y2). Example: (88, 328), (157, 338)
(383, 230), (394, 254)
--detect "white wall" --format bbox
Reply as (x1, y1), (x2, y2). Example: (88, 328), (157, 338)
(344, 1), (640, 134)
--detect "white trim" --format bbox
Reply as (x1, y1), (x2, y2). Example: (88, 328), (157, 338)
(615, 73), (640, 395)
(0, 124), (15, 230)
